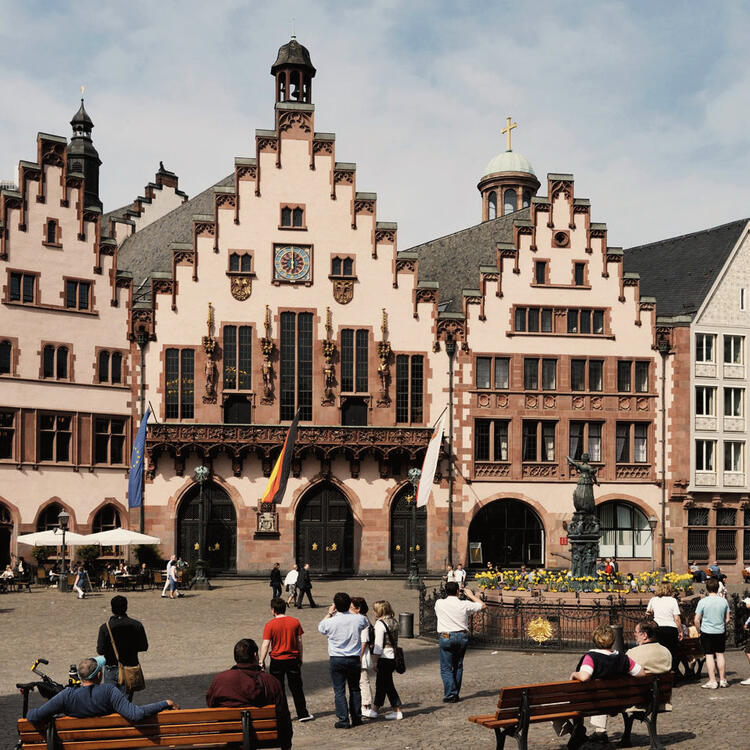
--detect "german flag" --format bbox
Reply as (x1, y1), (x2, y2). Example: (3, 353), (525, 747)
(260, 410), (300, 504)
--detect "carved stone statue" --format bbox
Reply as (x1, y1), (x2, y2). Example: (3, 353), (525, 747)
(204, 357), (216, 399)
(262, 359), (273, 399)
(566, 453), (599, 515)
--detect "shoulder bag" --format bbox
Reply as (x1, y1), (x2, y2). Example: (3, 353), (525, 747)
(383, 622), (406, 674)
(106, 620), (145, 693)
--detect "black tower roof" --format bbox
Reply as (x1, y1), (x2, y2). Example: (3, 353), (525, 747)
(271, 38), (316, 76)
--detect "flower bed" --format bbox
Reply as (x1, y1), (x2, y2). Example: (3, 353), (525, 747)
(473, 569), (693, 596)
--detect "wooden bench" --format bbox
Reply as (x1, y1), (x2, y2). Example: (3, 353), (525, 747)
(17, 705), (283, 750)
(468, 673), (673, 750)
(676, 635), (705, 680)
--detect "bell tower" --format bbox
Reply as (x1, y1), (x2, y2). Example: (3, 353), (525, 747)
(271, 36), (316, 105)
(67, 96), (102, 210)
(478, 116), (539, 222)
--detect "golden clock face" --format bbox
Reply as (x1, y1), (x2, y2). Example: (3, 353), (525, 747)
(274, 245), (311, 282)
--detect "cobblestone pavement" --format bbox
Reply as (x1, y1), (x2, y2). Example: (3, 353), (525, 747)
(2, 578), (749, 749)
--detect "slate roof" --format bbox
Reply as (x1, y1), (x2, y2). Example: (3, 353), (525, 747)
(403, 209), (530, 312)
(624, 218), (749, 319)
(116, 174), (234, 287)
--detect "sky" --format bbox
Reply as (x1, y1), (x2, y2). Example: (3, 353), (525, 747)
(1, 0), (749, 251)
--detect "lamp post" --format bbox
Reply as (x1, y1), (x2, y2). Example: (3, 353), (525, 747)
(445, 337), (456, 568)
(58, 509), (70, 593)
(405, 467), (422, 589)
(192, 465), (211, 589)
(647, 516), (658, 573)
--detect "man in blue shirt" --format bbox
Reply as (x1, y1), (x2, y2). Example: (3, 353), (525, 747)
(695, 577), (731, 689)
(318, 591), (369, 729)
(26, 655), (178, 724)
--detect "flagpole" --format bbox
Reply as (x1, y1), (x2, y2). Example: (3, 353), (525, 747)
(445, 338), (457, 568)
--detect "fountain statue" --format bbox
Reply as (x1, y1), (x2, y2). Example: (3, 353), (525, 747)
(565, 454), (601, 578)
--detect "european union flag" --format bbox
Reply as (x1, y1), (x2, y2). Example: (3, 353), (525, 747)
(128, 408), (150, 509)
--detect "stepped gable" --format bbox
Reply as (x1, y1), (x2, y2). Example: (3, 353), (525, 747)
(624, 218), (748, 318)
(404, 208), (529, 312)
(117, 174), (233, 283)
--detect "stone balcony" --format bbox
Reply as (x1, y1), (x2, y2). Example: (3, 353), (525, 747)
(145, 422), (434, 479)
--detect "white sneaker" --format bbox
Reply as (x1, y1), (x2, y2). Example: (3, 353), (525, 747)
(719, 680), (729, 688)
(362, 709), (378, 719)
(384, 710), (403, 720)
(298, 714), (314, 722)
(701, 681), (718, 689)
(740, 678), (750, 685)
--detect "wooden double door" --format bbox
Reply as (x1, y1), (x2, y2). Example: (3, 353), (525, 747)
(177, 482), (237, 572)
(296, 482), (354, 574)
(390, 486), (427, 573)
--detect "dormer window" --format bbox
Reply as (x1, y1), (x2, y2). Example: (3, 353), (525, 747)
(280, 204), (305, 229)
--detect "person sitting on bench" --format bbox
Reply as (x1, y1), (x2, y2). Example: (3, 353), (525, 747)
(206, 638), (292, 750)
(555, 624), (642, 748)
(26, 656), (178, 724)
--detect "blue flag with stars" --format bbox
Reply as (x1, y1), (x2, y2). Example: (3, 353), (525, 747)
(128, 408), (150, 509)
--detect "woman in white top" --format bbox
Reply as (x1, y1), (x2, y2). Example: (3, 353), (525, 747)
(284, 563), (299, 605)
(646, 582), (682, 673)
(350, 597), (376, 719)
(372, 600), (403, 720)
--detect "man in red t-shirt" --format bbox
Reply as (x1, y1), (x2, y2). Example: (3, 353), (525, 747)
(260, 597), (314, 722)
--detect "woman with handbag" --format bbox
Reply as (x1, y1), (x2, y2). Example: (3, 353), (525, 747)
(371, 600), (403, 720)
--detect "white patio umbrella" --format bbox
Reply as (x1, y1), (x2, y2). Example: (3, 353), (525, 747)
(85, 528), (161, 546)
(16, 529), (92, 546)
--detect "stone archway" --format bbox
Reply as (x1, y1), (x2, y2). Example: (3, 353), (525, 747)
(295, 482), (354, 574)
(177, 482), (237, 572)
(390, 484), (426, 573)
(468, 498), (544, 569)
(0, 502), (12, 568)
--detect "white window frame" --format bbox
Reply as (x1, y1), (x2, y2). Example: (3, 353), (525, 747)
(724, 387), (744, 417)
(695, 333), (716, 363)
(724, 441), (744, 472)
(723, 334), (744, 365)
(695, 386), (716, 416)
(695, 439), (716, 471)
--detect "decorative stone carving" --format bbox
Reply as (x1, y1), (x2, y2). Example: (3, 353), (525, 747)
(313, 140), (333, 155)
(474, 462), (511, 479)
(618, 396), (632, 410)
(496, 394), (509, 408)
(615, 464), (651, 480)
(236, 164), (257, 180)
(322, 339), (336, 405)
(591, 396), (603, 410)
(256, 502), (279, 535)
(194, 221), (215, 237)
(636, 398), (649, 411)
(333, 278), (354, 304)
(202, 303), (218, 404)
(333, 170), (354, 185)
(525, 395), (538, 409)
(478, 394), (491, 408)
(173, 250), (195, 265)
(261, 339), (274, 404)
(543, 395), (556, 409)
(278, 110), (312, 133)
(230, 276), (252, 300)
(395, 258), (416, 273)
(572, 396), (585, 410)
(375, 229), (396, 244)
(522, 463), (557, 478)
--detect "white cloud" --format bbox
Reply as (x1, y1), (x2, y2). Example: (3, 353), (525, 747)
(1, 0), (749, 250)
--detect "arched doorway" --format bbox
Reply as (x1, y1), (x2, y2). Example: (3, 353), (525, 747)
(177, 482), (237, 572)
(93, 504), (122, 559)
(0, 503), (12, 568)
(390, 485), (426, 573)
(296, 482), (354, 574)
(468, 499), (544, 568)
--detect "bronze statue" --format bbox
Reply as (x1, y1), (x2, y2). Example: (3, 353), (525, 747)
(566, 453), (599, 515)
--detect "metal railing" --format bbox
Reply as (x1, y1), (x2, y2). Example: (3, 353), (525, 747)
(419, 586), (741, 652)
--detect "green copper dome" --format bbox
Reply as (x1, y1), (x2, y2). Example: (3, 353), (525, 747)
(483, 150), (535, 177)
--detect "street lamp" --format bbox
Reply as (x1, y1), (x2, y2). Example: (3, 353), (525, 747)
(57, 509), (70, 593)
(647, 516), (658, 573)
(405, 467), (422, 589)
(192, 465), (211, 589)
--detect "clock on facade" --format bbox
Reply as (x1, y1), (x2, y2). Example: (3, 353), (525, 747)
(274, 245), (311, 282)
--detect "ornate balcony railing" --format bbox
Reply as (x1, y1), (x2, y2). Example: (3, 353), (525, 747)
(145, 422), (434, 479)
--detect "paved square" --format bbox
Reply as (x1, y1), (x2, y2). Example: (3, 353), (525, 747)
(2, 578), (748, 749)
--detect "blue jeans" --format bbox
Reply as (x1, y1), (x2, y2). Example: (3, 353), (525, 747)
(329, 656), (361, 724)
(439, 631), (469, 699)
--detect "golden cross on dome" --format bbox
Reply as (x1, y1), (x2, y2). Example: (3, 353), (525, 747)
(502, 116), (517, 151)
(81, 85), (85, 96)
